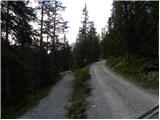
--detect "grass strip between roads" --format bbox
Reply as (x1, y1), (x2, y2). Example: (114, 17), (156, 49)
(68, 66), (91, 118)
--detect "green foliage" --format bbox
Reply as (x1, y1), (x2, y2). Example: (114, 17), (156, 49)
(106, 57), (158, 90)
(73, 5), (100, 68)
(1, 0), (72, 118)
(101, 1), (158, 62)
(101, 1), (158, 90)
(68, 67), (91, 118)
(2, 80), (56, 119)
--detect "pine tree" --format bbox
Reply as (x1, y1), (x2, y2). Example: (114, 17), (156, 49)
(1, 1), (36, 117)
(73, 4), (100, 68)
(101, 1), (158, 66)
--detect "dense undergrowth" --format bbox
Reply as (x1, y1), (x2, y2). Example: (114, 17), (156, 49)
(68, 67), (91, 118)
(106, 57), (159, 91)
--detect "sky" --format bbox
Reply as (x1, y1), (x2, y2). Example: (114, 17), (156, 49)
(29, 0), (113, 45)
(60, 0), (113, 44)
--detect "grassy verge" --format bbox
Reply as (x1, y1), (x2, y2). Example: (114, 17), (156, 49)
(68, 67), (91, 118)
(106, 56), (158, 91)
(2, 75), (62, 119)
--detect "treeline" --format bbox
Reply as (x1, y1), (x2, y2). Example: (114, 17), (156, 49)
(1, 1), (71, 118)
(73, 4), (100, 68)
(101, 1), (158, 64)
(101, 1), (158, 90)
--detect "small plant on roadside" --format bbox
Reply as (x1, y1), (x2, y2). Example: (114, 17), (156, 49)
(106, 57), (159, 91)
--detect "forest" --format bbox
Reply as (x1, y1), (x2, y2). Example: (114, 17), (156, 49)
(101, 1), (158, 89)
(101, 1), (158, 63)
(1, 1), (71, 118)
(1, 0), (159, 118)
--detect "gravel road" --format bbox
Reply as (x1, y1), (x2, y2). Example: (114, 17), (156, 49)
(87, 60), (158, 119)
(20, 72), (74, 119)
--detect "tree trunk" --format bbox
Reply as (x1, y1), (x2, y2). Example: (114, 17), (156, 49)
(40, 2), (44, 48)
(51, 3), (57, 81)
(123, 2), (130, 64)
(5, 2), (11, 100)
(37, 2), (44, 89)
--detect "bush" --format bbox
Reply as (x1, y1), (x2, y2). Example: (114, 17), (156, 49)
(106, 56), (159, 90)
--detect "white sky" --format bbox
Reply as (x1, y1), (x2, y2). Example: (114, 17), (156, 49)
(60, 0), (113, 44)
(29, 0), (113, 44)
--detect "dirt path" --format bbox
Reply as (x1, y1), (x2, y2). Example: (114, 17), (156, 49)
(87, 60), (158, 119)
(20, 72), (74, 119)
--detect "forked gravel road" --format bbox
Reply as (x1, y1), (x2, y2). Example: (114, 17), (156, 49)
(87, 60), (158, 119)
(20, 61), (158, 119)
(20, 72), (74, 119)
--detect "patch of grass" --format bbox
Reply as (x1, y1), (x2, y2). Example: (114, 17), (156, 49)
(2, 76), (62, 119)
(68, 67), (91, 118)
(106, 56), (159, 91)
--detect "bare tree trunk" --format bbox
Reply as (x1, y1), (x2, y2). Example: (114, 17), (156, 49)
(37, 2), (44, 89)
(40, 2), (44, 48)
(51, 2), (57, 81)
(5, 2), (10, 99)
(124, 2), (130, 65)
(46, 10), (50, 51)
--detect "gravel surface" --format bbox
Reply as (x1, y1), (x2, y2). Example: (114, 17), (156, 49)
(20, 72), (74, 119)
(87, 60), (158, 119)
